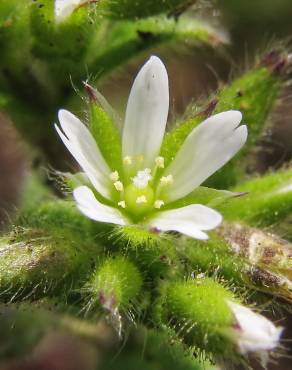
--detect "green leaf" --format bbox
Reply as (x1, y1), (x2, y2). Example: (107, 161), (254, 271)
(160, 115), (207, 168)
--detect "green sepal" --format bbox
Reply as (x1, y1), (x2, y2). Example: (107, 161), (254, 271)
(163, 186), (243, 210)
(159, 116), (203, 168)
(112, 226), (182, 278)
(60, 171), (92, 192)
(112, 225), (165, 250)
(89, 98), (123, 173)
(158, 278), (237, 357)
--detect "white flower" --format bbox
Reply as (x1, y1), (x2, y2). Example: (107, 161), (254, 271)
(55, 0), (88, 23)
(55, 56), (248, 239)
(227, 300), (283, 355)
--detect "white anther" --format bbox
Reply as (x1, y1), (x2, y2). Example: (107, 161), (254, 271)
(154, 200), (165, 209)
(132, 168), (152, 189)
(118, 201), (126, 208)
(155, 156), (165, 169)
(136, 195), (147, 204)
(109, 171), (119, 182)
(160, 175), (174, 186)
(114, 181), (124, 192)
(123, 156), (132, 165)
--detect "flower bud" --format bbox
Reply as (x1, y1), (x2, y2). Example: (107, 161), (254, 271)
(227, 300), (283, 356)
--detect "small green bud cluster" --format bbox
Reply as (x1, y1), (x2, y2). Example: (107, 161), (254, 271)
(85, 257), (143, 316)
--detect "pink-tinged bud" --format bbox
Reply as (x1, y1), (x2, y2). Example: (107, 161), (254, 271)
(227, 300), (283, 356)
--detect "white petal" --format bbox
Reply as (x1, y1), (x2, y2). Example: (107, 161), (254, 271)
(55, 0), (86, 23)
(227, 301), (283, 354)
(148, 204), (222, 239)
(122, 56), (169, 168)
(163, 111), (247, 202)
(73, 186), (127, 225)
(55, 109), (111, 199)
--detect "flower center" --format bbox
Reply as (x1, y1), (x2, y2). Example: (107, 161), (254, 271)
(132, 168), (152, 189)
(110, 157), (174, 219)
(124, 183), (154, 216)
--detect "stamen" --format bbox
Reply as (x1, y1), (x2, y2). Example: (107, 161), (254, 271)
(154, 200), (164, 209)
(155, 156), (165, 169)
(136, 195), (147, 204)
(132, 168), (152, 189)
(160, 174), (174, 186)
(109, 171), (119, 181)
(114, 181), (124, 192)
(118, 201), (126, 208)
(123, 156), (132, 165)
